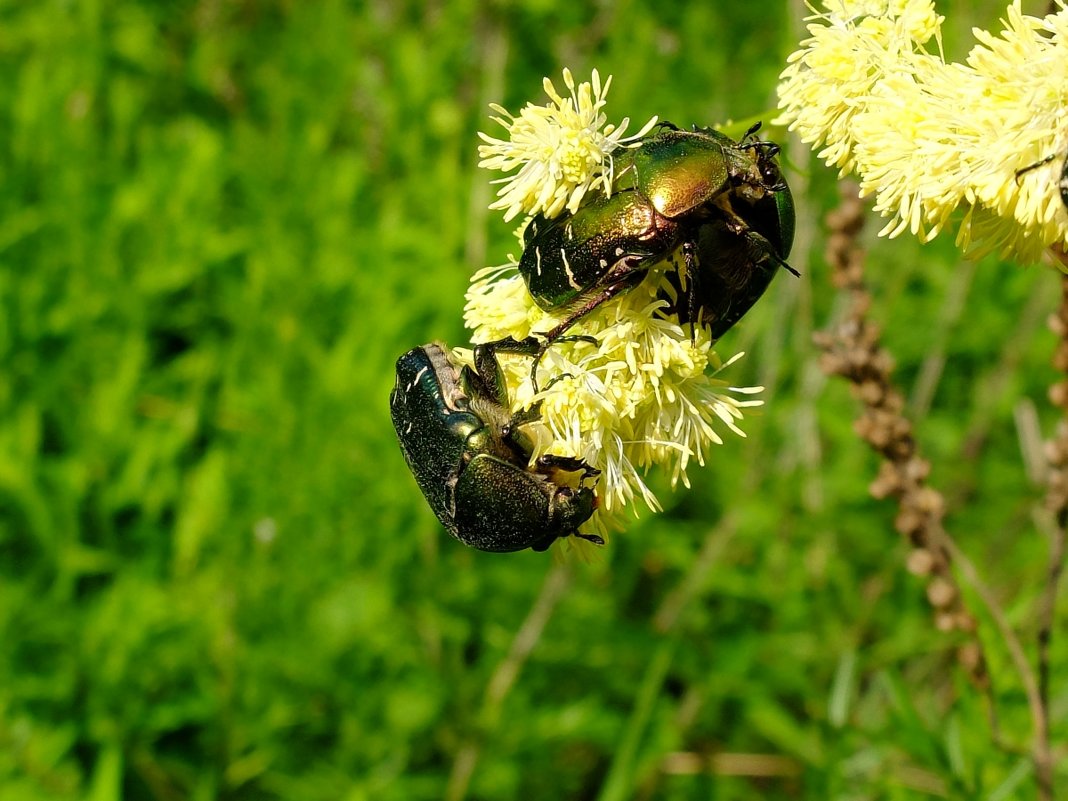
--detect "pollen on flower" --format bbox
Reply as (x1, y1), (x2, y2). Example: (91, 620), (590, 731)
(464, 264), (545, 340)
(777, 0), (1068, 264)
(477, 68), (658, 222)
(776, 0), (944, 174)
(464, 261), (764, 534)
(467, 67), (777, 541)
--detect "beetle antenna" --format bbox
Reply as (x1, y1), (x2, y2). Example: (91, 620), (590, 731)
(764, 244), (800, 277)
(741, 228), (800, 277)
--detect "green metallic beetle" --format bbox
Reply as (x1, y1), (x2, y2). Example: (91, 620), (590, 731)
(515, 122), (795, 370)
(660, 165), (796, 335)
(389, 341), (603, 552)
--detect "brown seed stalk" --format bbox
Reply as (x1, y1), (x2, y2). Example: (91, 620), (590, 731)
(813, 183), (989, 690)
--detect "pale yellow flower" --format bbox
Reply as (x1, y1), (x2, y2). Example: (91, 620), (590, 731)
(961, 2), (1068, 260)
(478, 68), (658, 222)
(777, 0), (1068, 264)
(463, 261), (763, 537)
(849, 57), (984, 240)
(467, 68), (769, 543)
(776, 0), (944, 173)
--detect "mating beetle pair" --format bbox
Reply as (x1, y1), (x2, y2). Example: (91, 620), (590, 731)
(513, 122), (796, 376)
(390, 341), (603, 552)
(391, 122), (795, 553)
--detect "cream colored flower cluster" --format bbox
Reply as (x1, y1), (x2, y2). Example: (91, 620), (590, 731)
(478, 68), (659, 222)
(466, 71), (765, 539)
(777, 0), (1068, 263)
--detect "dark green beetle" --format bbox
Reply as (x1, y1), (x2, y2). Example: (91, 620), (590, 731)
(389, 341), (603, 552)
(661, 166), (796, 336)
(516, 122), (795, 366)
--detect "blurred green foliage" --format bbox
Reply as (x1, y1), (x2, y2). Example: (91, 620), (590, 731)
(0, 0), (1063, 798)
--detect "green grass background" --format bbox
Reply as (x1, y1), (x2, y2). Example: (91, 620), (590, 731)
(1, 0), (1064, 798)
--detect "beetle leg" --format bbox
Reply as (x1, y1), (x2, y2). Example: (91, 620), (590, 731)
(1015, 152), (1057, 182)
(472, 335), (590, 404)
(680, 238), (701, 341)
(475, 305), (628, 395)
(541, 372), (576, 391)
(535, 453), (601, 481)
(482, 334), (597, 355)
(529, 527), (605, 552)
(444, 471), (461, 519)
(525, 260), (646, 391)
(1060, 158), (1068, 208)
(471, 335), (567, 396)
(470, 340), (518, 408)
(469, 340), (578, 448)
(526, 283), (623, 390)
